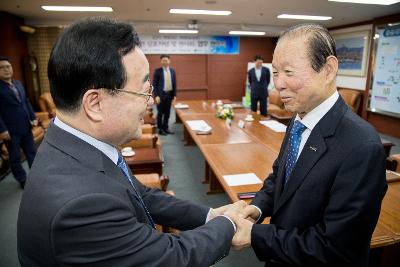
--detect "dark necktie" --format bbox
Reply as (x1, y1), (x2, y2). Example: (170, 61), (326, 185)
(117, 154), (156, 229)
(284, 120), (307, 185)
(9, 83), (21, 102)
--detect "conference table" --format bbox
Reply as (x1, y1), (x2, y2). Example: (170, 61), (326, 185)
(174, 99), (400, 254)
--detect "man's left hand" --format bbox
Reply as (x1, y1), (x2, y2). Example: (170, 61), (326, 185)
(225, 211), (253, 250)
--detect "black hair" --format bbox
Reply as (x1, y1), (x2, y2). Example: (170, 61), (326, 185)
(160, 54), (170, 59)
(278, 23), (336, 72)
(254, 55), (264, 61)
(0, 56), (11, 63)
(48, 17), (140, 112)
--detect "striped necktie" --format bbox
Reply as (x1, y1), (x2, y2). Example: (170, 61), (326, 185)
(117, 154), (156, 229)
(284, 120), (307, 185)
(165, 68), (172, 92)
(9, 83), (21, 102)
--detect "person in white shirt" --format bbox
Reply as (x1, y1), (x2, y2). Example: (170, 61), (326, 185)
(248, 55), (271, 116)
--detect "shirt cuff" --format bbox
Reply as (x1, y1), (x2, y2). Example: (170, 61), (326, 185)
(205, 208), (213, 223)
(251, 205), (262, 223)
(205, 208), (237, 232)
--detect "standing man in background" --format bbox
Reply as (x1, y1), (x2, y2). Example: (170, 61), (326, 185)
(0, 56), (37, 189)
(248, 55), (270, 117)
(153, 54), (176, 135)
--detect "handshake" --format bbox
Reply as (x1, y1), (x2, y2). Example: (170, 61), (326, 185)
(209, 200), (261, 250)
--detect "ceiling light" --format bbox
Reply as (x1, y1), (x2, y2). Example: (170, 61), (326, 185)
(229, 31), (266, 36)
(277, 14), (332, 21)
(159, 29), (199, 34)
(328, 0), (400, 5)
(41, 6), (113, 12)
(169, 9), (231, 16)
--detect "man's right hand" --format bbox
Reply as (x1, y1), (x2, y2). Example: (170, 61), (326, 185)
(0, 131), (11, 141)
(155, 96), (160, 105)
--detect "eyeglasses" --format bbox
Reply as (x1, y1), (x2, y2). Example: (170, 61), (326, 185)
(0, 65), (12, 71)
(111, 84), (154, 102)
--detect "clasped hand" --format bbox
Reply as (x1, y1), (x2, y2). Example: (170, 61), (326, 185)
(210, 201), (261, 250)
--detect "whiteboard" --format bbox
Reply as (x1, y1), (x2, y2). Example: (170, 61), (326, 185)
(369, 26), (400, 118)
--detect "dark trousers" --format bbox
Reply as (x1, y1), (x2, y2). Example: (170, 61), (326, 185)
(251, 93), (268, 116)
(5, 131), (36, 182)
(157, 92), (174, 131)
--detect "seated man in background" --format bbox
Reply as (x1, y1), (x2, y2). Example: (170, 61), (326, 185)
(226, 24), (387, 267)
(0, 56), (37, 188)
(17, 17), (250, 267)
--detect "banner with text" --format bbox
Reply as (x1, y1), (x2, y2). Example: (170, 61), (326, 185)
(141, 36), (239, 54)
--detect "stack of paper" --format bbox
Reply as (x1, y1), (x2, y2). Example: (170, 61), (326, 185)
(223, 173), (262, 186)
(186, 120), (212, 134)
(259, 120), (287, 132)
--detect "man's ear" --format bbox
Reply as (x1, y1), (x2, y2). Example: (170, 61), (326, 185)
(81, 89), (104, 122)
(324, 56), (339, 85)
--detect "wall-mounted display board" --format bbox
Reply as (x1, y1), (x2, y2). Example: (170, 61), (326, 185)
(368, 24), (400, 118)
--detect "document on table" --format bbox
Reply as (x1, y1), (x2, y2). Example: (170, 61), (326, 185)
(223, 173), (263, 186)
(259, 120), (287, 132)
(186, 120), (212, 134)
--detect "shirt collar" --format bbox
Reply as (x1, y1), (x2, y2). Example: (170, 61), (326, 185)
(53, 117), (119, 164)
(295, 91), (339, 131)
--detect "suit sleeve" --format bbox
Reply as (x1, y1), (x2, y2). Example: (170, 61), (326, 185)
(251, 142), (387, 266)
(0, 116), (6, 133)
(51, 193), (234, 267)
(265, 68), (270, 88)
(134, 176), (210, 230)
(251, 157), (279, 220)
(17, 81), (36, 121)
(153, 69), (160, 97)
(248, 70), (252, 85)
(172, 69), (177, 97)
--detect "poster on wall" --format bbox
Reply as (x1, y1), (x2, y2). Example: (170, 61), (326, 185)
(141, 35), (239, 54)
(369, 25), (400, 118)
(334, 31), (370, 76)
(243, 63), (274, 107)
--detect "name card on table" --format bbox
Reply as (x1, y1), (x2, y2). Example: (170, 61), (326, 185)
(259, 120), (287, 132)
(223, 173), (262, 186)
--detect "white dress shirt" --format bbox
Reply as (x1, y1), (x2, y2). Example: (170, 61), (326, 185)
(255, 67), (262, 82)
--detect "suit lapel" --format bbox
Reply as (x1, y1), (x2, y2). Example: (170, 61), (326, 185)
(275, 127), (327, 213)
(273, 96), (348, 214)
(45, 122), (134, 192)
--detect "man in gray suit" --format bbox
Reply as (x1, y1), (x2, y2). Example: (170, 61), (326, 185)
(17, 17), (249, 267)
(227, 24), (387, 267)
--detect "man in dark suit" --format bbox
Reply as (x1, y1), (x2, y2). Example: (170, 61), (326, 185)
(17, 17), (249, 267)
(0, 56), (37, 188)
(153, 54), (176, 135)
(226, 24), (387, 267)
(248, 55), (270, 116)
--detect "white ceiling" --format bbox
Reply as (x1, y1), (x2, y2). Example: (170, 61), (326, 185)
(1, 0), (399, 36)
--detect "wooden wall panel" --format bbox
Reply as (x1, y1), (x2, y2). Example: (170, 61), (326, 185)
(145, 37), (276, 101)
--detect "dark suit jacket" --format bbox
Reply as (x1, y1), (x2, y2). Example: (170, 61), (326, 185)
(17, 122), (234, 266)
(153, 67), (177, 97)
(248, 67), (270, 97)
(0, 80), (35, 135)
(250, 96), (387, 267)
